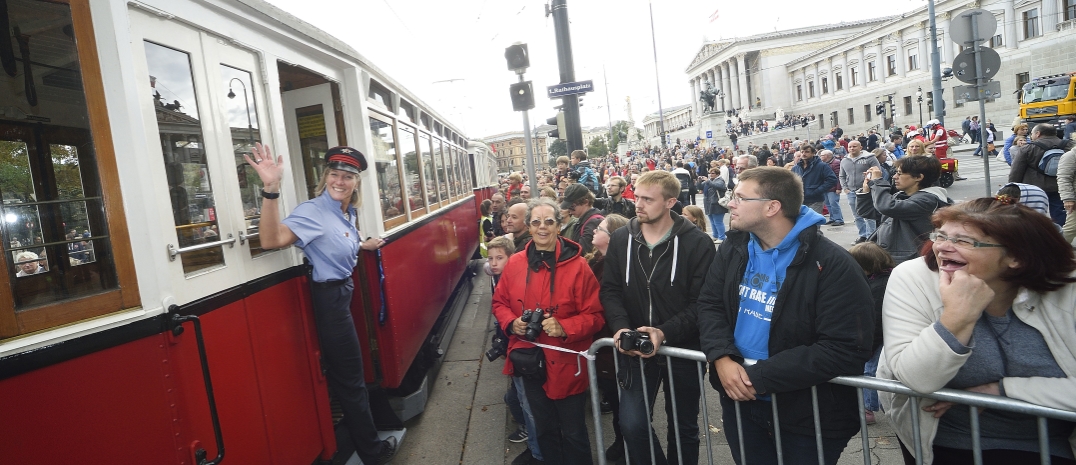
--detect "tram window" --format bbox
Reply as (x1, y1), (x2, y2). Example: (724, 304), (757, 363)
(220, 64), (269, 257)
(420, 133), (440, 207)
(397, 125), (426, 217)
(145, 41), (225, 276)
(295, 104), (330, 200)
(0, 0), (138, 338)
(452, 147), (465, 195)
(433, 138), (449, 202)
(369, 116), (406, 228)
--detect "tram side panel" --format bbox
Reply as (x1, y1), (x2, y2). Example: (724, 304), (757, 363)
(371, 201), (479, 390)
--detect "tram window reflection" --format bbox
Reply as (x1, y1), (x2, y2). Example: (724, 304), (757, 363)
(433, 137), (448, 202)
(398, 125), (426, 218)
(369, 116), (405, 227)
(420, 133), (440, 207)
(145, 40), (225, 275)
(13, 251), (47, 277)
(221, 64), (269, 256)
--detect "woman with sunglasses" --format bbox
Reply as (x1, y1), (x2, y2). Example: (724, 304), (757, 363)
(492, 197), (605, 464)
(879, 197), (1076, 465)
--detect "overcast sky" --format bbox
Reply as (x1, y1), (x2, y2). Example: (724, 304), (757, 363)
(265, 0), (926, 138)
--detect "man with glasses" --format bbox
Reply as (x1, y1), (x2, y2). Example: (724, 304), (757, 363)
(600, 170), (716, 465)
(596, 175), (636, 218)
(790, 144), (838, 215)
(697, 166), (874, 465)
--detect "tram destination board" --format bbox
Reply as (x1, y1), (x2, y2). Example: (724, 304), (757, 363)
(547, 80), (594, 98)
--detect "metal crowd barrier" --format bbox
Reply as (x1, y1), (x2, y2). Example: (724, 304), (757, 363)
(585, 338), (1076, 465)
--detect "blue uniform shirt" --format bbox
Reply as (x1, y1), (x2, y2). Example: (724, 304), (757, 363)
(282, 190), (360, 282)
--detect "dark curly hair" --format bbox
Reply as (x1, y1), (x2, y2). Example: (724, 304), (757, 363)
(922, 197), (1076, 293)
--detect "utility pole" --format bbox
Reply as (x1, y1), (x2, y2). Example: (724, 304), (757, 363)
(647, 0), (667, 148)
(604, 66), (614, 153)
(928, 0), (946, 126)
(547, 0), (583, 152)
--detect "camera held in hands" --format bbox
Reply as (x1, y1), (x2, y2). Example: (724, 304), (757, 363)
(521, 308), (546, 341)
(619, 330), (655, 355)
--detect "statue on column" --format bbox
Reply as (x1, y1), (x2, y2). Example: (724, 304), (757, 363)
(699, 80), (719, 114)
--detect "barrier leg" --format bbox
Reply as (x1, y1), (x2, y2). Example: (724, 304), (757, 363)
(969, 405), (982, 465)
(772, 393), (783, 465)
(735, 401), (747, 465)
(589, 354), (606, 465)
(667, 356), (684, 465)
(698, 362), (714, 465)
(640, 357), (658, 465)
(811, 386), (824, 465)
(910, 396), (923, 465)
(856, 387), (870, 465)
(1037, 416), (1050, 465)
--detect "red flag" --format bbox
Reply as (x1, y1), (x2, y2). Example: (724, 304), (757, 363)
(708, 9), (719, 23)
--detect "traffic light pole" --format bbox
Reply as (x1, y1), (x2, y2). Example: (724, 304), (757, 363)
(927, 0), (946, 126)
(518, 73), (539, 194)
(549, 0), (583, 152)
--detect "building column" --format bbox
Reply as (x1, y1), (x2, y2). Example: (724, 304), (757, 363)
(938, 12), (951, 64)
(720, 65), (731, 111)
(1004, 1), (1018, 49)
(736, 53), (750, 110)
(691, 78), (700, 117)
(896, 31), (907, 78)
(727, 60), (740, 112)
(813, 62), (821, 99)
(876, 39), (886, 84)
(918, 24), (929, 71)
(858, 45), (867, 88)
(789, 70), (798, 108)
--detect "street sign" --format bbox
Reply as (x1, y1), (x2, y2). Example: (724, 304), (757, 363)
(706, 130), (713, 139)
(949, 9), (997, 45)
(952, 48), (1001, 83)
(953, 81), (1002, 103)
(547, 80), (594, 98)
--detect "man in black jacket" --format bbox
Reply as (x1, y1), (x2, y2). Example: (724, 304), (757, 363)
(600, 170), (716, 465)
(595, 175), (636, 218)
(561, 183), (603, 255)
(697, 167), (874, 465)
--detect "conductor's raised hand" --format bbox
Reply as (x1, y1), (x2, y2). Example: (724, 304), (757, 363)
(244, 142), (285, 190)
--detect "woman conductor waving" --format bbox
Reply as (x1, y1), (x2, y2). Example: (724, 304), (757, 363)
(246, 143), (397, 465)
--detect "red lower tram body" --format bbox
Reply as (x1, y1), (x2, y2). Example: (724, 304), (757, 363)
(0, 190), (491, 465)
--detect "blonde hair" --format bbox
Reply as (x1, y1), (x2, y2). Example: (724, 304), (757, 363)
(682, 205), (707, 232)
(314, 169), (362, 209)
(635, 170), (680, 200)
(486, 236), (516, 256)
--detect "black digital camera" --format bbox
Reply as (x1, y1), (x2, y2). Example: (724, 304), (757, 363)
(521, 309), (545, 341)
(619, 330), (655, 355)
(485, 325), (509, 361)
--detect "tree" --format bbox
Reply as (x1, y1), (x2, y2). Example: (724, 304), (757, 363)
(586, 136), (609, 159)
(549, 139), (567, 158)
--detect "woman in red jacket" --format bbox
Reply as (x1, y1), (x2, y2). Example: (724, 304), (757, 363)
(492, 197), (605, 465)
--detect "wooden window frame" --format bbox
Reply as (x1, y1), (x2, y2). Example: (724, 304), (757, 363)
(0, 0), (139, 339)
(419, 131), (442, 210)
(396, 122), (428, 222)
(369, 111), (407, 230)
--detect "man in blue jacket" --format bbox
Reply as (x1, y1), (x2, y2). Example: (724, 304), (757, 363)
(790, 144), (838, 214)
(697, 167), (874, 465)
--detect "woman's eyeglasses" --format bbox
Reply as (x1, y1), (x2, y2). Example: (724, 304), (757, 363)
(596, 226), (610, 235)
(928, 231), (1004, 249)
(530, 218), (557, 228)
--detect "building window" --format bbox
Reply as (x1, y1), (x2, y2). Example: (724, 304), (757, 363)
(864, 105), (872, 122)
(1024, 9), (1040, 39)
(821, 77), (829, 94)
(990, 34), (1003, 48)
(796, 85), (803, 101)
(836, 73), (843, 90)
(808, 81), (816, 98)
(1016, 72), (1031, 103)
(904, 96), (913, 116)
(831, 111), (839, 127)
(851, 68), (859, 86)
(886, 55), (897, 76)
(907, 50), (919, 70)
(848, 108), (855, 124)
(1068, 0), (1076, 20)
(868, 62), (877, 82)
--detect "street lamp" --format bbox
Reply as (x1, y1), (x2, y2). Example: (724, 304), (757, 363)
(227, 78), (255, 146)
(916, 86), (924, 128)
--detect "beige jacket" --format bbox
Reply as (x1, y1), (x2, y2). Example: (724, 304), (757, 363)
(877, 258), (1076, 464)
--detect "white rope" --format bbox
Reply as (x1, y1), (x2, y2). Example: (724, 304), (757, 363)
(521, 340), (596, 377)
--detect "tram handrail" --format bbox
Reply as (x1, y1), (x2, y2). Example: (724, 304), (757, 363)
(584, 338), (1076, 465)
(167, 234), (236, 261)
(238, 230), (258, 245)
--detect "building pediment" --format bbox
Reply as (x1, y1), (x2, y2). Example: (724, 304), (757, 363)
(687, 41), (733, 71)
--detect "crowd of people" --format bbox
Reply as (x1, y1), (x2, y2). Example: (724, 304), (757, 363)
(481, 121), (1076, 465)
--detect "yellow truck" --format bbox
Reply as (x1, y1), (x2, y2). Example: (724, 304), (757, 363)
(1019, 72), (1076, 127)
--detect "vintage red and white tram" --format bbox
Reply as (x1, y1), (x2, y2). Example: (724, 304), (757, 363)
(0, 0), (497, 463)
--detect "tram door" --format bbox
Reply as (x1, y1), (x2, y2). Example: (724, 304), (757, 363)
(281, 82), (340, 201)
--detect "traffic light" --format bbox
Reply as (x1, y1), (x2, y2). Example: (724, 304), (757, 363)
(504, 43), (529, 72)
(509, 81), (535, 111)
(887, 101), (896, 120)
(547, 111), (565, 139)
(876, 102), (885, 116)
(801, 118), (808, 128)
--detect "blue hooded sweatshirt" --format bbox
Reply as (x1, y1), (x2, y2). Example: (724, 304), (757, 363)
(733, 205), (827, 362)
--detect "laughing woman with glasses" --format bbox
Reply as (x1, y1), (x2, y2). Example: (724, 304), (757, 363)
(878, 197), (1076, 465)
(492, 197), (605, 464)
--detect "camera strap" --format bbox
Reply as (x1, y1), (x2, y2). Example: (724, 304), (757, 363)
(519, 340), (596, 377)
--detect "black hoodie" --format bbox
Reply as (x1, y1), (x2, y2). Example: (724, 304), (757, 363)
(600, 211), (716, 349)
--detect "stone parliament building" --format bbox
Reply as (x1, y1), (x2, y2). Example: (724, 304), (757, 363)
(665, 0), (1076, 148)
